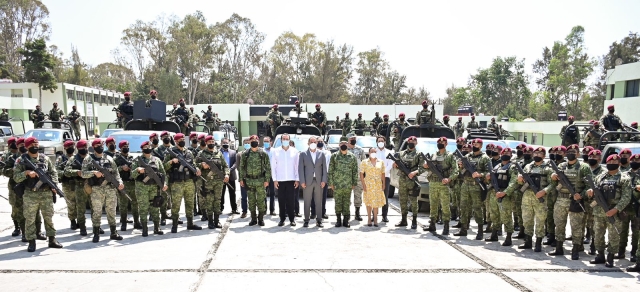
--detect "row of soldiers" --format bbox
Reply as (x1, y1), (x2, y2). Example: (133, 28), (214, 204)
(560, 109), (638, 148)
(26, 103), (83, 139)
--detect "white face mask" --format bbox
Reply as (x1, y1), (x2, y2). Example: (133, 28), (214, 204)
(282, 140), (289, 148)
(377, 142), (385, 149)
(309, 143), (317, 150)
(370, 154), (377, 160)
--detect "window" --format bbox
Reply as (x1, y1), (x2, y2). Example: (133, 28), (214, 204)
(94, 94), (99, 103)
(77, 92), (84, 101)
(11, 89), (23, 97)
(531, 133), (538, 145)
(101, 95), (106, 104)
(66, 90), (74, 100)
(99, 95), (105, 103)
(115, 97), (120, 104)
(610, 84), (615, 100)
(625, 79), (640, 97)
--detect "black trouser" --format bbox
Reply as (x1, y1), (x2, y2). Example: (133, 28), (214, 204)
(277, 181), (296, 222)
(294, 186), (300, 214)
(264, 178), (276, 213)
(220, 180), (237, 212)
(383, 177), (390, 217)
(311, 184), (328, 217)
(388, 180), (396, 198)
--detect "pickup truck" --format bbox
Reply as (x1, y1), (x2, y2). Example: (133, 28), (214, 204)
(600, 143), (640, 164)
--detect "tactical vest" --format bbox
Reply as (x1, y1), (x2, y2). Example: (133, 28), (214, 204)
(603, 114), (621, 131)
(528, 164), (549, 190)
(401, 151), (419, 171)
(343, 118), (352, 129)
(496, 163), (511, 190)
(115, 155), (133, 181)
(21, 154), (48, 189)
(379, 123), (389, 136)
(69, 154), (84, 181)
(430, 152), (451, 179)
(464, 154), (482, 178)
(137, 157), (161, 185)
(312, 111), (325, 123)
(418, 110), (431, 124)
(270, 111), (282, 124)
(58, 155), (71, 183)
(454, 122), (463, 131)
(205, 110), (214, 122)
(50, 109), (61, 120)
(558, 162), (585, 194)
(168, 148), (193, 182)
(87, 154), (112, 187)
(202, 151), (225, 179)
(174, 108), (189, 124)
(120, 101), (134, 115)
(598, 178), (620, 205)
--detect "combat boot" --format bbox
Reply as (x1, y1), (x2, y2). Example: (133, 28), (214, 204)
(248, 212), (257, 226)
(571, 245), (579, 260)
(518, 235), (532, 249)
(355, 207), (363, 221)
(153, 222), (164, 235)
(543, 234), (556, 246)
(11, 220), (21, 236)
(208, 217), (215, 229)
(452, 221), (462, 228)
(442, 221), (450, 235)
(502, 232), (513, 247)
(616, 246), (626, 260)
(316, 219), (324, 228)
(110, 226), (123, 240)
(450, 207), (458, 221)
(258, 212), (265, 226)
(79, 224), (87, 236)
(211, 214), (221, 229)
(171, 222), (178, 233)
(424, 220), (436, 232)
(453, 224), (467, 236)
(48, 236), (62, 248)
(35, 224), (46, 240)
(548, 241), (564, 256)
(515, 227), (525, 239)
(335, 214), (342, 228)
(630, 244), (637, 262)
(514, 217), (520, 231)
(343, 215), (350, 228)
(92, 227), (100, 243)
(483, 222), (492, 233)
(534, 237), (543, 252)
(411, 215), (417, 229)
(627, 263), (640, 272)
(589, 251), (605, 264)
(99, 227), (105, 234)
(120, 219), (127, 232)
(134, 219), (142, 230)
(161, 213), (168, 226)
(70, 219), (78, 230)
(201, 213), (208, 221)
(142, 224), (149, 237)
(583, 228), (592, 244)
(27, 239), (36, 252)
(485, 230), (498, 242)
(475, 225), (484, 240)
(395, 214), (408, 227)
(588, 241), (596, 255)
(20, 223), (27, 242)
(187, 217), (203, 230)
(605, 252), (615, 268)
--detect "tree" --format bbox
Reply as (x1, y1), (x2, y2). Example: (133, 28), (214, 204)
(19, 38), (57, 105)
(0, 53), (14, 79)
(0, 0), (50, 80)
(65, 45), (91, 86)
(352, 48), (388, 104)
(90, 62), (136, 93)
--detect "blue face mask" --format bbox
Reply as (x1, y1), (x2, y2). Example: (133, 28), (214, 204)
(263, 142), (270, 149)
(244, 144), (250, 150)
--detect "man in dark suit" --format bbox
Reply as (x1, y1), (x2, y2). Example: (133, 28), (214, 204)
(298, 136), (328, 227)
(220, 138), (239, 214)
(234, 138), (250, 218)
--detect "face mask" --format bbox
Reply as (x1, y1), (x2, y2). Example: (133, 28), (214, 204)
(461, 151), (469, 156)
(485, 150), (492, 156)
(378, 142), (385, 149)
(349, 140), (356, 145)
(383, 118), (388, 122)
(152, 139), (159, 145)
(317, 142), (324, 148)
(606, 164), (619, 171)
(163, 138), (171, 145)
(9, 143), (17, 150)
(263, 142), (270, 149)
(250, 141), (259, 148)
(94, 146), (104, 154)
(222, 144), (229, 149)
(180, 103), (185, 107)
(492, 151), (499, 157)
(274, 108), (278, 112)
(582, 155), (589, 161)
(517, 150), (524, 157)
(78, 149), (88, 155)
(108, 145), (116, 151)
(555, 155), (564, 161)
(340, 145), (348, 151)
(501, 155), (510, 161)
(121, 147), (129, 154)
(125, 97), (131, 102)
(200, 141), (206, 147)
(207, 144), (215, 149)
(472, 147), (480, 152)
(630, 162), (640, 170)
(456, 144), (463, 150)
(568, 120), (573, 124)
(151, 96), (157, 100)
(407, 143), (415, 149)
(370, 153), (377, 159)
(437, 144), (445, 150)
(620, 158), (629, 164)
(316, 108), (320, 111)
(533, 156), (543, 163)
(19, 146), (27, 153)
(65, 148), (75, 155)
(244, 144), (250, 150)
(566, 154), (577, 161)
(524, 154), (532, 160)
(178, 141), (186, 147)
(309, 143), (317, 150)
(282, 140), (290, 147)
(548, 154), (556, 160)
(609, 110), (615, 114)
(588, 159), (599, 166)
(28, 147), (39, 154)
(143, 148), (153, 154)
(400, 118), (405, 121)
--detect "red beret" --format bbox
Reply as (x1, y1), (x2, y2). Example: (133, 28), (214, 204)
(273, 104), (278, 108)
(486, 143), (495, 148)
(606, 154), (620, 163)
(118, 140), (129, 148)
(149, 90), (157, 95)
(534, 146), (546, 153)
(443, 115), (450, 119)
(501, 147), (512, 155)
(160, 131), (169, 138)
(205, 135), (214, 142)
(124, 92), (131, 97)
(250, 135), (259, 140)
(141, 141), (150, 148)
(178, 98), (185, 103)
(607, 105), (614, 110)
(631, 122), (638, 127)
(525, 146), (535, 152)
(516, 143), (527, 150)
(568, 115), (575, 120)
(295, 101), (299, 104)
(358, 113), (362, 115)
(437, 137), (447, 143)
(592, 121), (600, 126)
(463, 143), (472, 149)
(345, 112), (349, 115)
(105, 137), (115, 144)
(63, 140), (75, 148)
(421, 100), (428, 105)
(494, 145), (503, 152)
(550, 146), (557, 152)
(92, 139), (103, 147)
(566, 144), (580, 151)
(458, 116), (463, 119)
(588, 150), (602, 157)
(76, 140), (88, 149)
(198, 134), (206, 140)
(472, 138), (483, 144)
(25, 137), (38, 148)
(631, 154), (640, 160)
(456, 137), (466, 142)
(16, 137), (25, 145)
(620, 148), (632, 155)
(407, 136), (417, 142)
(315, 104), (320, 107)
(7, 137), (16, 145)
(189, 133), (197, 139)
(399, 113), (405, 116)
(582, 146), (594, 153)
(149, 133), (158, 139)
(383, 114), (389, 118)
(556, 146), (567, 152)
(173, 103), (177, 106)
(174, 133), (185, 140)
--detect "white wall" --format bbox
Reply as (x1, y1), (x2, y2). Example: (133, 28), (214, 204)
(604, 97), (638, 127)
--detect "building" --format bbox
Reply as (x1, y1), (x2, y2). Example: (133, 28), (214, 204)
(603, 61), (640, 124)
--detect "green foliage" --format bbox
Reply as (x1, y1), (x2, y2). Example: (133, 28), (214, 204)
(19, 38), (57, 98)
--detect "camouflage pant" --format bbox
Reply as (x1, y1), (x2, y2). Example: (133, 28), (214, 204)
(546, 190), (558, 236)
(136, 183), (161, 224)
(334, 188), (352, 216)
(161, 185), (170, 217)
(203, 181), (223, 217)
(179, 125), (188, 135)
(196, 180), (206, 215)
(353, 179), (363, 208)
(119, 181), (138, 222)
(90, 186), (117, 228)
(583, 203), (594, 231)
(512, 190), (523, 225)
(205, 122), (214, 132)
(270, 126), (278, 138)
(8, 181), (23, 223)
(430, 182), (451, 221)
(61, 182), (76, 221)
(246, 178), (266, 214)
(398, 180), (418, 215)
(553, 197), (585, 246)
(72, 124), (81, 139)
(489, 190), (514, 233)
(452, 182), (462, 211)
(460, 181), (483, 227)
(619, 208), (639, 249)
(74, 181), (89, 226)
(170, 181), (195, 222)
(484, 194), (490, 223)
(23, 191), (55, 240)
(522, 190), (547, 238)
(594, 210), (622, 254)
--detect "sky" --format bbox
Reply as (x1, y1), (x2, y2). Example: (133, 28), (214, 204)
(43, 0), (640, 98)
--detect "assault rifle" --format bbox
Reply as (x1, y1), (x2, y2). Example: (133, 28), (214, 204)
(20, 155), (65, 203)
(513, 162), (545, 203)
(386, 153), (421, 187)
(198, 156), (234, 191)
(201, 110), (213, 121)
(166, 148), (206, 182)
(420, 153), (446, 182)
(548, 160), (585, 212)
(112, 107), (131, 120)
(90, 160), (131, 201)
(136, 156), (166, 191)
(453, 149), (487, 201)
(628, 171), (640, 217)
(584, 175), (619, 234)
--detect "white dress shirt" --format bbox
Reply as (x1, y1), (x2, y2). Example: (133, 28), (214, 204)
(270, 146), (299, 182)
(321, 148), (331, 172)
(375, 147), (394, 178)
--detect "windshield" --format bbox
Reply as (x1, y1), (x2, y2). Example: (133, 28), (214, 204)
(356, 137), (377, 148)
(212, 132), (226, 141)
(111, 134), (152, 153)
(273, 135), (311, 152)
(101, 129), (122, 138)
(23, 130), (62, 142)
(327, 135), (341, 144)
(415, 140), (459, 154)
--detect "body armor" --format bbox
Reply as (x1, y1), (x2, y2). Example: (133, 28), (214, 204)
(496, 163), (511, 190)
(168, 148), (193, 182)
(87, 154), (112, 187)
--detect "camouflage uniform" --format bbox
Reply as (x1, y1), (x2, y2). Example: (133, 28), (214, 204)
(354, 117), (366, 131)
(3, 151), (41, 239)
(153, 143), (171, 219)
(173, 106), (190, 135)
(591, 170), (631, 257)
(56, 154), (76, 224)
(583, 128), (604, 148)
(466, 120), (479, 130)
(454, 121), (465, 138)
(267, 110), (284, 138)
(0, 110), (8, 121)
(130, 155), (168, 232)
(204, 110), (216, 131)
(163, 147), (198, 228)
(238, 149), (271, 221)
(49, 107), (64, 129)
(311, 109), (327, 134)
(513, 156), (532, 233)
(64, 154), (89, 233)
(415, 108), (433, 125)
(31, 109), (45, 128)
(81, 154), (122, 231)
(67, 110), (82, 140)
(118, 99), (134, 127)
(458, 152), (490, 235)
(427, 150), (459, 226)
(328, 151), (358, 217)
(487, 122), (499, 134)
(13, 153), (58, 241)
(600, 113), (623, 132)
(584, 165), (606, 247)
(371, 116), (383, 135)
(376, 121), (390, 140)
(553, 161), (591, 250)
(397, 148), (426, 217)
(618, 169), (639, 258)
(520, 161), (555, 240)
(341, 117), (353, 134)
(490, 161), (518, 234)
(347, 144), (366, 209)
(390, 120), (410, 152)
(196, 147), (230, 226)
(115, 153), (138, 229)
(560, 124), (580, 147)
(629, 171), (640, 261)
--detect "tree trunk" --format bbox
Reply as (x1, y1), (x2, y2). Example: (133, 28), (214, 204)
(39, 87), (42, 107)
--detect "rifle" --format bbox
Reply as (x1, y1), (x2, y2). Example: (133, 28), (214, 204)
(90, 159), (131, 201)
(167, 148), (206, 182)
(420, 153), (446, 182)
(588, 127), (602, 139)
(136, 156), (170, 202)
(453, 149), (488, 199)
(198, 156), (234, 191)
(20, 155), (65, 203)
(201, 110), (213, 121)
(627, 172), (640, 217)
(386, 153), (420, 187)
(548, 160), (585, 212)
(112, 107), (131, 120)
(486, 160), (504, 211)
(512, 162), (545, 203)
(584, 175), (619, 234)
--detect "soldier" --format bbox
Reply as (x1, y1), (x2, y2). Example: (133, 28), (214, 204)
(104, 137), (117, 158)
(204, 105), (215, 131)
(153, 132), (173, 223)
(341, 112), (353, 134)
(585, 149), (604, 255)
(617, 149), (638, 260)
(517, 146), (555, 252)
(291, 101), (303, 115)
(267, 104), (284, 138)
(424, 137), (459, 235)
(214, 113), (222, 130)
(583, 121), (604, 148)
(131, 141), (169, 236)
(188, 106), (200, 133)
(328, 136), (359, 228)
(64, 139), (91, 236)
(311, 104), (327, 135)
(346, 133), (366, 221)
(548, 144), (591, 260)
(13, 137), (63, 252)
(3, 137), (39, 241)
(81, 139), (124, 243)
(146, 90), (159, 107)
(334, 116), (341, 129)
(485, 147), (518, 246)
(354, 113), (366, 133)
(238, 135), (271, 226)
(196, 135), (230, 229)
(620, 148), (632, 172)
(376, 114), (391, 142)
(49, 102), (64, 129)
(149, 132), (160, 154)
(600, 105), (624, 133)
(454, 138), (491, 239)
(466, 114), (479, 130)
(118, 92), (134, 127)
(169, 103), (178, 116)
(482, 144), (498, 232)
(626, 154), (640, 271)
(390, 113), (410, 152)
(560, 116), (580, 147)
(371, 112), (383, 135)
(415, 100), (433, 125)
(581, 146), (594, 163)
(543, 146), (562, 247)
(454, 116), (465, 138)
(31, 105), (45, 128)
(67, 105), (82, 140)
(115, 140), (140, 231)
(172, 99), (190, 135)
(586, 154), (631, 268)
(163, 133), (203, 233)
(442, 115), (452, 129)
(57, 140), (77, 230)
(487, 117), (499, 134)
(629, 122), (639, 142)
(0, 108), (8, 121)
(393, 136), (426, 229)
(450, 137), (467, 224)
